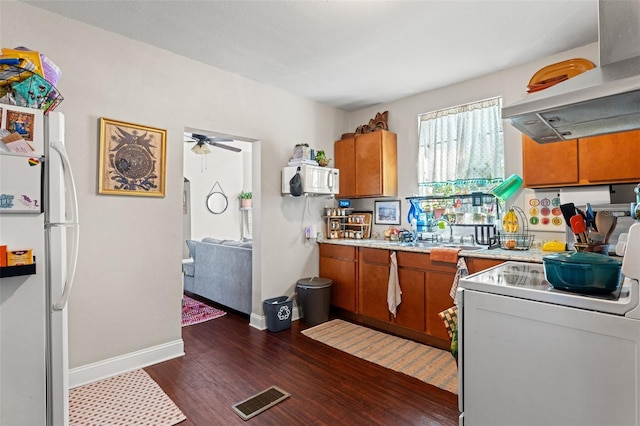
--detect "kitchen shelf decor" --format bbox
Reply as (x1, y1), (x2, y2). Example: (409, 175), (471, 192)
(406, 192), (500, 245)
(324, 209), (372, 239)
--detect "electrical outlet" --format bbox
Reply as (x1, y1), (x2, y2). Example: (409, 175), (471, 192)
(305, 225), (318, 239)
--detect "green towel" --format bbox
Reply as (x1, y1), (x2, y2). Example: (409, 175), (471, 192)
(451, 322), (458, 360)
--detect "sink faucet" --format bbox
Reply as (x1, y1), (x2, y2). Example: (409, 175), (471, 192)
(436, 218), (454, 243)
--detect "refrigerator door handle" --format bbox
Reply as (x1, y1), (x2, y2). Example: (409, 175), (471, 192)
(50, 141), (80, 311)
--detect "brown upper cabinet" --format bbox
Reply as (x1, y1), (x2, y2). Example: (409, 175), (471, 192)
(522, 137), (579, 187)
(522, 129), (640, 188)
(334, 130), (398, 198)
(578, 131), (640, 182)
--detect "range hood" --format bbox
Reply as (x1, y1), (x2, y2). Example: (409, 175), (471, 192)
(502, 0), (640, 143)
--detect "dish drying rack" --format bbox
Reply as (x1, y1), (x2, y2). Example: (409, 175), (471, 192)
(496, 206), (534, 250)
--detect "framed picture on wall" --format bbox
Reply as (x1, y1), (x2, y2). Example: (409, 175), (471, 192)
(374, 200), (401, 225)
(98, 118), (167, 197)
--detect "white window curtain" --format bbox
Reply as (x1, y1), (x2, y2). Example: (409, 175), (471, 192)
(418, 97), (504, 185)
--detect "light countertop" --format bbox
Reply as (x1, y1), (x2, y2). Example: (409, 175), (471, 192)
(318, 238), (550, 263)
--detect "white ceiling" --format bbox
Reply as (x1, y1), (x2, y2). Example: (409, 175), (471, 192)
(24, 0), (599, 112)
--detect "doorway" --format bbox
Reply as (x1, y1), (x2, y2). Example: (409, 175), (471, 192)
(182, 129), (257, 249)
(182, 128), (261, 316)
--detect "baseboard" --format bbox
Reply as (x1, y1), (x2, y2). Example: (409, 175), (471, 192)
(249, 306), (300, 330)
(69, 338), (184, 388)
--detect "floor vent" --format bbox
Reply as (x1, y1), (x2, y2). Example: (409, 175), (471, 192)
(232, 386), (290, 420)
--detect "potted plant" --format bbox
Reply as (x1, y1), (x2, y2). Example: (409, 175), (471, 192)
(315, 150), (331, 167)
(239, 191), (252, 208)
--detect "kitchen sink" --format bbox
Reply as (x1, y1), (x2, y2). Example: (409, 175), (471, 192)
(440, 244), (484, 251)
(371, 240), (485, 251)
(403, 242), (484, 250)
(400, 241), (438, 248)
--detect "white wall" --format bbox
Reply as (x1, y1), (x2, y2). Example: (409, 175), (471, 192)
(346, 42), (599, 243)
(183, 140), (252, 243)
(1, 1), (347, 375)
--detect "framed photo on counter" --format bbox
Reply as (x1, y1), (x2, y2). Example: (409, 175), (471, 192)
(374, 200), (401, 225)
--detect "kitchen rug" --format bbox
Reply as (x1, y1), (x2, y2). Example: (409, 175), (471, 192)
(302, 319), (458, 394)
(69, 369), (186, 426)
(182, 294), (226, 326)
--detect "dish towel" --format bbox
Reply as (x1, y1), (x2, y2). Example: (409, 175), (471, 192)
(450, 257), (468, 304)
(430, 247), (461, 263)
(387, 251), (402, 317)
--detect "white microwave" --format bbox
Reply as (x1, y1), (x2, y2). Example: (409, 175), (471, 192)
(282, 165), (340, 195)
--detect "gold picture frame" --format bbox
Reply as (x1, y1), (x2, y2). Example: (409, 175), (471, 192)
(98, 118), (166, 197)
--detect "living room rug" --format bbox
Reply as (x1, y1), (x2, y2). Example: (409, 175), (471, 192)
(69, 369), (186, 426)
(302, 319), (458, 394)
(182, 294), (226, 327)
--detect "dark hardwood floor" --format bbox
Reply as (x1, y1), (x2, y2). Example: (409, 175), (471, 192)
(145, 305), (459, 425)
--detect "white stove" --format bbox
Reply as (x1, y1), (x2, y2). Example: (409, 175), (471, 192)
(460, 262), (640, 317)
(457, 223), (640, 426)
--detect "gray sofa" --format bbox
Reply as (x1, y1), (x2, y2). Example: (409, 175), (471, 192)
(184, 237), (252, 315)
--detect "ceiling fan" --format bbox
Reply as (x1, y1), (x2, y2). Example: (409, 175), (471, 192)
(184, 133), (241, 154)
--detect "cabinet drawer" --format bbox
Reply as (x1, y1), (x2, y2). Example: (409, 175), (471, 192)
(360, 247), (389, 264)
(397, 251), (459, 273)
(467, 258), (503, 274)
(396, 251), (429, 269)
(320, 244), (356, 260)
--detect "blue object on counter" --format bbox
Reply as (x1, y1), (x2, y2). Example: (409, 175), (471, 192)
(543, 252), (622, 294)
(408, 199), (428, 231)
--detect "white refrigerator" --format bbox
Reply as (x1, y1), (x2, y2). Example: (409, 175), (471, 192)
(0, 105), (79, 425)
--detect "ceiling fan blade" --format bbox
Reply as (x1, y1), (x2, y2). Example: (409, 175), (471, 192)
(210, 141), (241, 152)
(185, 133), (239, 151)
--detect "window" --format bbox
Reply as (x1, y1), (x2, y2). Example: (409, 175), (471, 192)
(418, 97), (504, 194)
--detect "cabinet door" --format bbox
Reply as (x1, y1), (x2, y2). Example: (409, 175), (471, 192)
(425, 271), (456, 341)
(467, 258), (503, 274)
(319, 245), (357, 312)
(334, 137), (356, 198)
(395, 268), (427, 333)
(578, 130), (640, 183)
(522, 135), (579, 187)
(358, 248), (390, 321)
(355, 130), (397, 197)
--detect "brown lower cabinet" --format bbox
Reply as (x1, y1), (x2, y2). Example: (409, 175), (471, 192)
(319, 244), (357, 312)
(358, 247), (391, 321)
(319, 243), (503, 350)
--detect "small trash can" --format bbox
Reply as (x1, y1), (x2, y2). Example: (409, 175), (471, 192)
(296, 277), (333, 326)
(263, 296), (293, 332)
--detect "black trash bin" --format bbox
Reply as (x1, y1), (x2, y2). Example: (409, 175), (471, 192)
(263, 296), (293, 332)
(296, 277), (333, 326)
